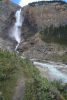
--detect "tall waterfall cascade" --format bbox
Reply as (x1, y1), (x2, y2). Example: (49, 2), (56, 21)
(9, 9), (24, 51)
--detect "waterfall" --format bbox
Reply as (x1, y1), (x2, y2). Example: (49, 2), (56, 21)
(9, 9), (24, 51)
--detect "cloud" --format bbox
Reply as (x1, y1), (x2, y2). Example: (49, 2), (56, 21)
(19, 0), (31, 7)
(19, 0), (50, 7)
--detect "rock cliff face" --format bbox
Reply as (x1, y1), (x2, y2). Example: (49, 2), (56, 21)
(21, 1), (67, 39)
(18, 1), (67, 62)
(0, 1), (20, 50)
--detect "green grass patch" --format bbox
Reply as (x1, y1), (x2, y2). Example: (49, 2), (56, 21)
(24, 76), (67, 100)
(20, 58), (39, 78)
(0, 49), (39, 100)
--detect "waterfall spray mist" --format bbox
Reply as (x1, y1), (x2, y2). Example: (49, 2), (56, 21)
(9, 9), (24, 51)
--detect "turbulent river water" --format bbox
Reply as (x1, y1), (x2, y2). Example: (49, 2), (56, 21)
(33, 61), (67, 83)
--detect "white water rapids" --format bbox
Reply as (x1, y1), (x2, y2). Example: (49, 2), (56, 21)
(33, 61), (67, 83)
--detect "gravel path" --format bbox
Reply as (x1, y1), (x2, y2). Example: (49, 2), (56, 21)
(12, 77), (25, 100)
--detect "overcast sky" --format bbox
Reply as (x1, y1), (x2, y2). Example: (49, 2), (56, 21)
(11, 0), (67, 7)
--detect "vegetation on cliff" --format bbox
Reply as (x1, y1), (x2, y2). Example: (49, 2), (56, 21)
(29, 0), (66, 6)
(40, 25), (67, 45)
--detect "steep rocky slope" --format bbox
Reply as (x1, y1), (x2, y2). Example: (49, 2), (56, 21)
(0, 0), (20, 50)
(18, 1), (67, 63)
